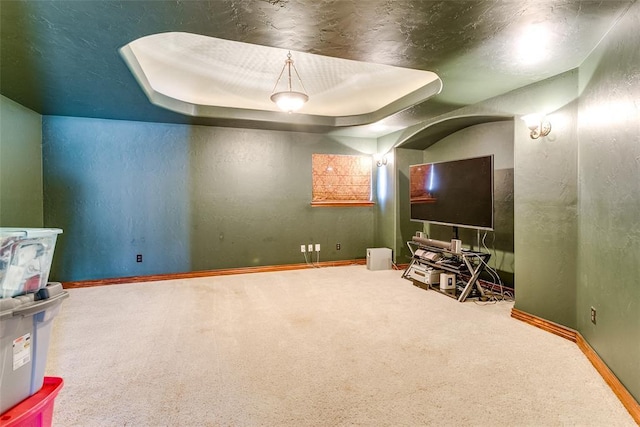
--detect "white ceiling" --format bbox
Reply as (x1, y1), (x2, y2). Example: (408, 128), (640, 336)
(120, 32), (442, 127)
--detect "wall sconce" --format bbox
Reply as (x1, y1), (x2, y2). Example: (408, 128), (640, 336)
(522, 114), (552, 139)
(374, 153), (388, 167)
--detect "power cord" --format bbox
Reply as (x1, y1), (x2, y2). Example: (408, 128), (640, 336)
(302, 250), (320, 268)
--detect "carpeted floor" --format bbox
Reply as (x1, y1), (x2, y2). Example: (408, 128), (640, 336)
(45, 266), (635, 426)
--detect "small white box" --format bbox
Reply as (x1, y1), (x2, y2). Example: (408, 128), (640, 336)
(439, 273), (456, 291)
(366, 248), (392, 271)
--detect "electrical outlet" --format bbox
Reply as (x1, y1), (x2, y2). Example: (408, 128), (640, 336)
(336, 243), (341, 250)
(300, 245), (306, 253)
(308, 244), (313, 252)
(590, 307), (596, 324)
(315, 244), (320, 252)
(136, 254), (142, 263)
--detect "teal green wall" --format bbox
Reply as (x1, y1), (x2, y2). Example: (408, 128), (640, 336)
(511, 74), (580, 330)
(43, 116), (377, 281)
(373, 142), (395, 258)
(576, 1), (640, 401)
(393, 148), (423, 264)
(373, 131), (423, 265)
(0, 95), (43, 227)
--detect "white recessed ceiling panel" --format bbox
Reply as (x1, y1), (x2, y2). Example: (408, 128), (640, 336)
(120, 32), (442, 127)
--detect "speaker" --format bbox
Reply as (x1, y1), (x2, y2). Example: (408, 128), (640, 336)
(366, 248), (392, 271)
(439, 273), (456, 290)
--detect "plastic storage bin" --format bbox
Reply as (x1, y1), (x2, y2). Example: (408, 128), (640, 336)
(0, 283), (68, 414)
(0, 229), (62, 299)
(0, 376), (63, 427)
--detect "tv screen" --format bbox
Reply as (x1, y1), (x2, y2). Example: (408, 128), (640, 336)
(410, 155), (494, 230)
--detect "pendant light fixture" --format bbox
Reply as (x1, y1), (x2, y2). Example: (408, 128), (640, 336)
(271, 51), (308, 113)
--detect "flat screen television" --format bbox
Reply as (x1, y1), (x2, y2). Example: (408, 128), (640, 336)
(409, 155), (494, 230)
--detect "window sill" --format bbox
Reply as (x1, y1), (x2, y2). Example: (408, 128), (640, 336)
(311, 201), (375, 207)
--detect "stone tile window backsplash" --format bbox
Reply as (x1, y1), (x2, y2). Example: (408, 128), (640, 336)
(312, 154), (372, 205)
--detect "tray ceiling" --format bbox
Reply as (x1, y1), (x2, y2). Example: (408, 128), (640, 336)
(0, 0), (634, 137)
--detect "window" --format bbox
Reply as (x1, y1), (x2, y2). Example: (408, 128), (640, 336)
(311, 154), (373, 207)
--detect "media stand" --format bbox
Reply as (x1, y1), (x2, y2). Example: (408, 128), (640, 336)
(402, 240), (491, 302)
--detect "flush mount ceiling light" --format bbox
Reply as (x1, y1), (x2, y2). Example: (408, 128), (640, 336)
(522, 114), (552, 139)
(119, 32), (442, 128)
(270, 52), (308, 113)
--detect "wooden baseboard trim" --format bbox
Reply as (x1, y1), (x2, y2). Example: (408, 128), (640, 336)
(510, 308), (577, 342)
(511, 308), (640, 424)
(62, 259), (366, 289)
(575, 333), (640, 423)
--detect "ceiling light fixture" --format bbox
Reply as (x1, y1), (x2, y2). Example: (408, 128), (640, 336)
(522, 114), (552, 139)
(271, 51), (309, 113)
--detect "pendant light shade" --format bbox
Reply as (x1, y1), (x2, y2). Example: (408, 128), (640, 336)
(271, 51), (308, 113)
(270, 91), (309, 113)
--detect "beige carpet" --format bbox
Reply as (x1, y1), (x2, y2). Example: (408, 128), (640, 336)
(45, 266), (634, 426)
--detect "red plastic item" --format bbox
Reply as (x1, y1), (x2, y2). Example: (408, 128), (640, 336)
(0, 377), (63, 427)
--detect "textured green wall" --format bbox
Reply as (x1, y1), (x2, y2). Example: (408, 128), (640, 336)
(576, 2), (640, 401)
(372, 134), (423, 265)
(0, 95), (43, 227)
(469, 71), (580, 329)
(513, 88), (579, 329)
(372, 145), (395, 258)
(43, 116), (376, 281)
(393, 148), (423, 264)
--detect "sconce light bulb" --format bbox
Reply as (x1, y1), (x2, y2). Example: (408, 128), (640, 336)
(522, 114), (541, 129)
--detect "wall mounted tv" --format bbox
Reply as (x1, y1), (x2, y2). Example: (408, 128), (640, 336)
(410, 155), (494, 230)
